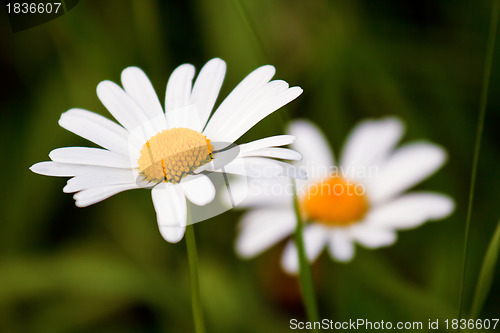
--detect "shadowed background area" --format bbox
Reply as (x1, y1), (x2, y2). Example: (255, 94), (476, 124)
(1, 0), (499, 332)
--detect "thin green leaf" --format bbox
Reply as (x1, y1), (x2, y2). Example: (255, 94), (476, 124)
(458, 0), (499, 324)
(470, 220), (500, 318)
(293, 180), (320, 329)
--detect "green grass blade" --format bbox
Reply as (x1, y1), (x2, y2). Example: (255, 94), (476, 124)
(458, 0), (499, 324)
(293, 180), (320, 330)
(232, 0), (269, 62)
(470, 220), (500, 318)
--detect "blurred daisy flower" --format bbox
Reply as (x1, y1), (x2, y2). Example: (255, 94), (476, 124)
(235, 118), (455, 274)
(30, 58), (304, 243)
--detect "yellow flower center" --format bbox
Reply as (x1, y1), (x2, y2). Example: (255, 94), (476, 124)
(301, 177), (369, 226)
(138, 128), (213, 183)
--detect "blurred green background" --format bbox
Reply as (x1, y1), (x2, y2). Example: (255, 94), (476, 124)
(1, 0), (500, 332)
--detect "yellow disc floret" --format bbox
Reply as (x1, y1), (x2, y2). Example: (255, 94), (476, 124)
(138, 128), (213, 183)
(302, 177), (369, 226)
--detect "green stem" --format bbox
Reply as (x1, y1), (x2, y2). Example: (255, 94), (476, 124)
(232, 0), (269, 62)
(186, 210), (206, 333)
(293, 180), (320, 329)
(458, 0), (499, 325)
(60, 0), (67, 12)
(470, 219), (500, 318)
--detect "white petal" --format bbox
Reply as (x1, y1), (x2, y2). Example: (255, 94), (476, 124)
(30, 161), (80, 177)
(280, 242), (300, 274)
(203, 65), (275, 139)
(349, 224), (397, 248)
(204, 80), (288, 140)
(165, 64), (195, 113)
(59, 108), (131, 155)
(206, 83), (302, 143)
(240, 147), (302, 160)
(280, 224), (328, 274)
(180, 175), (216, 206)
(190, 58), (226, 129)
(73, 183), (143, 207)
(288, 120), (334, 181)
(151, 183), (187, 243)
(327, 229), (355, 262)
(30, 161), (121, 177)
(367, 142), (447, 203)
(365, 192), (454, 229)
(49, 147), (134, 168)
(236, 209), (296, 258)
(303, 224), (329, 258)
(165, 105), (203, 131)
(340, 117), (403, 181)
(239, 135), (296, 153)
(121, 66), (167, 131)
(63, 168), (140, 193)
(96, 81), (153, 139)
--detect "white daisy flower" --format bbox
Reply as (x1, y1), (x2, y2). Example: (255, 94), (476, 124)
(235, 117), (455, 274)
(30, 58), (304, 243)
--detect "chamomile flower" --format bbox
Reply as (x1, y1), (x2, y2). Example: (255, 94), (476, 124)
(235, 118), (454, 274)
(30, 58), (304, 243)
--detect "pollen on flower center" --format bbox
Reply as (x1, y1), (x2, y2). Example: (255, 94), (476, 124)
(138, 128), (213, 184)
(301, 177), (369, 226)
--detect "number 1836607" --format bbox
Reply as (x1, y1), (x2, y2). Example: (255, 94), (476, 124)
(444, 318), (498, 330)
(6, 2), (62, 14)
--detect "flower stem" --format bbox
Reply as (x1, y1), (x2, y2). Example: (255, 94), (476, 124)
(458, 0), (499, 325)
(232, 0), (269, 63)
(185, 209), (206, 333)
(293, 180), (320, 329)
